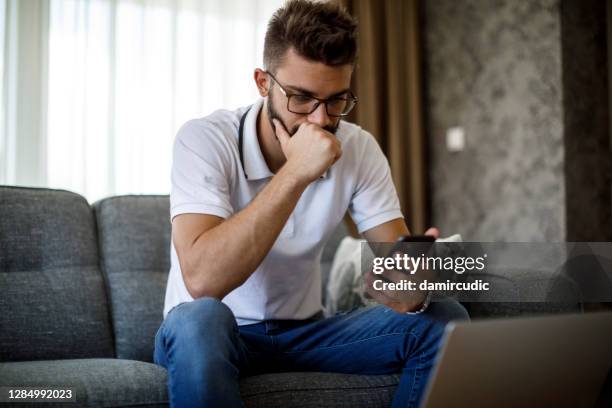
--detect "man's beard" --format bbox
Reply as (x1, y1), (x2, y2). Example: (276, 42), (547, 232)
(267, 94), (340, 136)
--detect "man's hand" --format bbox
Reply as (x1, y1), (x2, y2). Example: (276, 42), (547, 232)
(365, 227), (440, 313)
(273, 119), (342, 184)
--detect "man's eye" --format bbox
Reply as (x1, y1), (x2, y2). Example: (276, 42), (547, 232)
(329, 97), (348, 105)
(292, 95), (314, 104)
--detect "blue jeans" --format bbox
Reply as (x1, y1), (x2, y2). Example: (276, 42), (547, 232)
(154, 298), (469, 408)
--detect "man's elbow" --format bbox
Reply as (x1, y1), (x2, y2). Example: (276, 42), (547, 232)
(175, 245), (218, 298)
(182, 268), (227, 300)
(177, 247), (243, 300)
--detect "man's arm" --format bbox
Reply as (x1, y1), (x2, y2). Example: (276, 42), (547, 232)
(173, 166), (306, 299)
(362, 218), (439, 312)
(173, 121), (341, 300)
(362, 217), (410, 244)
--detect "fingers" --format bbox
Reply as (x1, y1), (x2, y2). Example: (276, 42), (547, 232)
(365, 269), (427, 309)
(315, 127), (342, 164)
(380, 267), (414, 287)
(272, 118), (291, 148)
(366, 269), (409, 303)
(364, 271), (396, 303)
(424, 227), (440, 239)
(365, 281), (424, 313)
(298, 122), (342, 164)
(332, 145), (343, 164)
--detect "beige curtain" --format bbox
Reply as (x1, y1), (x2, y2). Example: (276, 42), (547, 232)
(340, 0), (428, 235)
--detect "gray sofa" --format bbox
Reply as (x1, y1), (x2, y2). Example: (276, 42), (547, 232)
(0, 186), (583, 407)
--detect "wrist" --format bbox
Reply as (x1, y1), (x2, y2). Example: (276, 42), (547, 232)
(278, 161), (311, 189)
(277, 163), (310, 191)
(406, 291), (431, 314)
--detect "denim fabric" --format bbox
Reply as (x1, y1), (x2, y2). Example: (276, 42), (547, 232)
(154, 298), (469, 408)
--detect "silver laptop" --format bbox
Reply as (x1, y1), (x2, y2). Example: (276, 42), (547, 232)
(420, 311), (612, 408)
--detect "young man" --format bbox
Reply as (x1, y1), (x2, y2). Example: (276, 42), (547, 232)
(154, 1), (468, 407)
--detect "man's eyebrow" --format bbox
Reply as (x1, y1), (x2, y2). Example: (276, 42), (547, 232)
(285, 84), (352, 99)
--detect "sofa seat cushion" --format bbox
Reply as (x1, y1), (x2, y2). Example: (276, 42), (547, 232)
(240, 372), (401, 407)
(1, 360), (400, 407)
(0, 358), (167, 407)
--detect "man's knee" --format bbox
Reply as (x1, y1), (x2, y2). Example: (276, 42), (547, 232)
(163, 297), (237, 338)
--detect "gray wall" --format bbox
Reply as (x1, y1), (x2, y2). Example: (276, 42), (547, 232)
(424, 0), (610, 242)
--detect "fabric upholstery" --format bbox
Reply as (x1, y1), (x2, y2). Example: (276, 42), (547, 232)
(463, 268), (581, 317)
(0, 360), (399, 408)
(94, 195), (171, 362)
(240, 372), (400, 408)
(0, 358), (168, 407)
(0, 186), (114, 362)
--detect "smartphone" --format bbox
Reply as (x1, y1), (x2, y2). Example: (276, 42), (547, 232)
(389, 235), (436, 258)
(397, 235), (435, 242)
(370, 235), (436, 258)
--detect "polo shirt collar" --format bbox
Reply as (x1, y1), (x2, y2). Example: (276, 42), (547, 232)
(241, 98), (329, 181)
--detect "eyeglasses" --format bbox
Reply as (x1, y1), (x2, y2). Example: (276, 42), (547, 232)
(266, 71), (357, 117)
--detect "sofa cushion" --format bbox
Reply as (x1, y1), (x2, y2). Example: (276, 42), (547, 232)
(0, 360), (398, 408)
(0, 186), (114, 362)
(464, 267), (582, 317)
(240, 372), (400, 407)
(94, 196), (171, 363)
(0, 358), (168, 407)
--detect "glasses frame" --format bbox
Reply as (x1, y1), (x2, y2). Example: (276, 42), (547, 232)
(266, 71), (357, 117)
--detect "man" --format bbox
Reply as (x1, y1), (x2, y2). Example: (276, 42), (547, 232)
(154, 1), (468, 407)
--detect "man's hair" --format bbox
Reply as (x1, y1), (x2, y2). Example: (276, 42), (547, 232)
(263, 0), (358, 72)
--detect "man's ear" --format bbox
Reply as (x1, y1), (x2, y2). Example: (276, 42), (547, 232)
(254, 68), (270, 97)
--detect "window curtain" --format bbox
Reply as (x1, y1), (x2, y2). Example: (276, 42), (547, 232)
(339, 0), (429, 234)
(1, 0), (283, 202)
(0, 0), (49, 190)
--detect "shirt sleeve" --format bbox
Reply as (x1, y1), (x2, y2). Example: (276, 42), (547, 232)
(170, 120), (234, 221)
(349, 131), (404, 233)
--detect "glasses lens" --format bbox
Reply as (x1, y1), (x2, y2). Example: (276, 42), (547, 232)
(287, 95), (357, 116)
(327, 98), (351, 116)
(288, 95), (318, 114)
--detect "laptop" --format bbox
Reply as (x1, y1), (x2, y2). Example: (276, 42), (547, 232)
(420, 311), (612, 408)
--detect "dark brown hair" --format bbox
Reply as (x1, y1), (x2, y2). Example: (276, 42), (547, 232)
(263, 0), (358, 72)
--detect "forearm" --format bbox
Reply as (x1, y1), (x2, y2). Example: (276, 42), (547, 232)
(180, 165), (308, 299)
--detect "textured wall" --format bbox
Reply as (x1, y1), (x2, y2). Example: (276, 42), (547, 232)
(424, 0), (566, 241)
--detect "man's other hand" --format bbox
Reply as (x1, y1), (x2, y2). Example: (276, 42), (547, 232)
(365, 227), (439, 313)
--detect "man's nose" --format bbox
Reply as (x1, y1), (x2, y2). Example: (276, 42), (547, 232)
(307, 102), (332, 128)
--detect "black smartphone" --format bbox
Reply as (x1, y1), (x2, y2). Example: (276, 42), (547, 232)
(392, 235), (435, 255)
(397, 235), (435, 242)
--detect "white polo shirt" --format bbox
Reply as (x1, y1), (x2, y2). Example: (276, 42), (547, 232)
(163, 98), (403, 324)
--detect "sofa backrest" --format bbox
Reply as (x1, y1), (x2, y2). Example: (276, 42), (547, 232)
(0, 186), (114, 362)
(94, 195), (171, 363)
